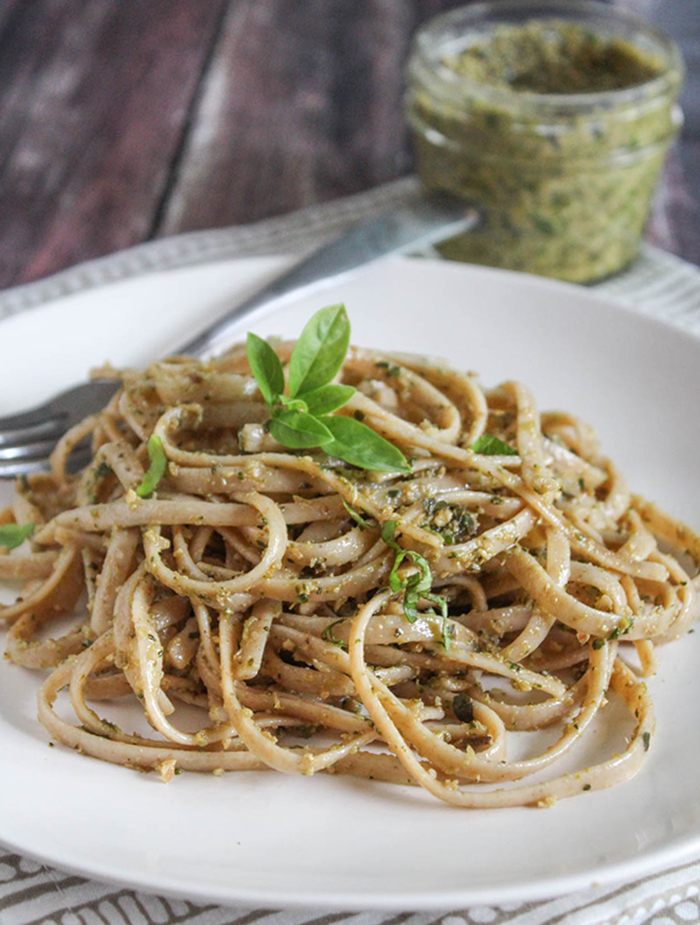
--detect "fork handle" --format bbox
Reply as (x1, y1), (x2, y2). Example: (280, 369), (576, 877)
(174, 193), (476, 360)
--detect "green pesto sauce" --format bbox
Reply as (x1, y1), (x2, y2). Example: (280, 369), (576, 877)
(408, 20), (682, 283)
(446, 21), (663, 95)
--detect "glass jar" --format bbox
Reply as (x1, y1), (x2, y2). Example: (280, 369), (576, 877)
(405, 0), (684, 283)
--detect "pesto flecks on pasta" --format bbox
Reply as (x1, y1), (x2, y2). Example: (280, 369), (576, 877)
(1, 307), (698, 807)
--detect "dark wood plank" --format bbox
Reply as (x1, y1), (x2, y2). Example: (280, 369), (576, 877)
(645, 0), (700, 263)
(0, 0), (228, 287)
(0, 0), (25, 40)
(159, 0), (466, 234)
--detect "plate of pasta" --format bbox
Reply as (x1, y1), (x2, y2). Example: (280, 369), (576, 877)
(1, 254), (700, 910)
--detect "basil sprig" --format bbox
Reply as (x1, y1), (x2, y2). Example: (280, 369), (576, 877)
(381, 520), (450, 649)
(0, 522), (34, 550)
(246, 305), (409, 473)
(136, 435), (168, 498)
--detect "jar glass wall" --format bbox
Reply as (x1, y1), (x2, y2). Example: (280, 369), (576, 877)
(405, 0), (684, 283)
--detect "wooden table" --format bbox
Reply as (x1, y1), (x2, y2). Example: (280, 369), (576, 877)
(0, 0), (697, 290)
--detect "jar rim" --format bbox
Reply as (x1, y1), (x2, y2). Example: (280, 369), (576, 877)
(410, 0), (684, 114)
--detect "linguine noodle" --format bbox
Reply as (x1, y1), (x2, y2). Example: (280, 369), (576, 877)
(1, 335), (698, 807)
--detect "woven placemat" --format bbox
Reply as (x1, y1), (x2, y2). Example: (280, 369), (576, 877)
(1, 178), (700, 925)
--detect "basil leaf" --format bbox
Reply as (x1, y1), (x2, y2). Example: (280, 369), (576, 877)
(426, 592), (448, 620)
(403, 585), (419, 623)
(393, 551), (432, 597)
(381, 518), (447, 635)
(288, 304), (350, 398)
(471, 434), (518, 456)
(303, 384), (355, 416)
(409, 551), (433, 593)
(136, 435), (168, 498)
(0, 522), (34, 550)
(269, 409), (333, 449)
(342, 500), (373, 531)
(278, 395), (308, 413)
(425, 592), (450, 651)
(381, 520), (398, 546)
(389, 549), (408, 593)
(247, 333), (285, 407)
(321, 416), (410, 473)
(384, 522), (408, 593)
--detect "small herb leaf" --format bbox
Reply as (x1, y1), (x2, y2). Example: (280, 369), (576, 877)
(278, 395), (308, 413)
(321, 416), (410, 473)
(288, 304), (350, 398)
(136, 435), (168, 498)
(0, 522), (34, 550)
(246, 333), (285, 407)
(381, 520), (448, 640)
(303, 384), (356, 416)
(389, 551), (408, 593)
(321, 618), (347, 648)
(471, 434), (518, 456)
(342, 500), (373, 531)
(269, 410), (334, 449)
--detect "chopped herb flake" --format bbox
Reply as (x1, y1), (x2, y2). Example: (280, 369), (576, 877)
(0, 522), (35, 550)
(136, 435), (168, 498)
(471, 434), (518, 456)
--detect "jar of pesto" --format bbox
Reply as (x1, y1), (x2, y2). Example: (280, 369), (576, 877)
(405, 0), (684, 283)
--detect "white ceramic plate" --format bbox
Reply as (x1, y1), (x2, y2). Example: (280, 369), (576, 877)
(1, 256), (700, 911)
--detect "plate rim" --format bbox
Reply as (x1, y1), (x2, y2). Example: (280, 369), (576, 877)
(1, 829), (699, 911)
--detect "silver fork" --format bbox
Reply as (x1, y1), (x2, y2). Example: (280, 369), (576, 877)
(0, 194), (475, 478)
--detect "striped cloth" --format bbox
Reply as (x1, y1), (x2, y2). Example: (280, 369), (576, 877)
(1, 178), (700, 925)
